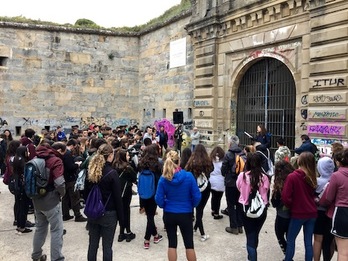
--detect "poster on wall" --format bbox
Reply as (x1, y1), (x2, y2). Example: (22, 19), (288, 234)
(170, 37), (186, 68)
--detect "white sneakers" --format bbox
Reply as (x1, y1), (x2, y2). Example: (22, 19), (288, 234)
(200, 234), (210, 242)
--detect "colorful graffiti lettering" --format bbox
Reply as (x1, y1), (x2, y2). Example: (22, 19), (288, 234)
(308, 124), (346, 136)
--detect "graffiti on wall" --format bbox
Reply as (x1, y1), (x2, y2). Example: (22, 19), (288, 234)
(301, 95), (308, 105)
(312, 94), (343, 103)
(312, 78), (345, 88)
(308, 123), (347, 136)
(308, 109), (347, 120)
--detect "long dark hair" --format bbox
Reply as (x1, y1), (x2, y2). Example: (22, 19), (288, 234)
(12, 146), (28, 177)
(185, 144), (213, 179)
(6, 140), (21, 158)
(298, 152), (317, 189)
(138, 143), (161, 173)
(245, 153), (264, 191)
(180, 147), (192, 169)
(112, 148), (128, 171)
(273, 160), (295, 195)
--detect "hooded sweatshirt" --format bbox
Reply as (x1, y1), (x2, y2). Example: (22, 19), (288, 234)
(32, 145), (65, 211)
(155, 169), (201, 213)
(282, 169), (317, 219)
(316, 157), (335, 194)
(274, 146), (291, 164)
(319, 166), (348, 209)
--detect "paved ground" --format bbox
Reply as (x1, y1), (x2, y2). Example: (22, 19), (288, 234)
(0, 179), (314, 261)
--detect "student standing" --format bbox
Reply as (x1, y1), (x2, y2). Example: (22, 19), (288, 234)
(185, 144), (213, 242)
(237, 153), (270, 261)
(319, 148), (348, 261)
(87, 144), (124, 261)
(155, 150), (201, 261)
(282, 152), (318, 261)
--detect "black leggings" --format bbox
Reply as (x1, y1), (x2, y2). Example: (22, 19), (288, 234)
(210, 189), (224, 214)
(164, 212), (194, 249)
(194, 183), (211, 235)
(120, 187), (133, 234)
(274, 215), (290, 255)
(143, 197), (158, 240)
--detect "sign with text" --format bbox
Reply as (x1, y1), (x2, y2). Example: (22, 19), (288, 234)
(170, 37), (187, 68)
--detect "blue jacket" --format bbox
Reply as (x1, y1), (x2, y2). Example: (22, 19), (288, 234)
(294, 140), (317, 155)
(155, 169), (201, 213)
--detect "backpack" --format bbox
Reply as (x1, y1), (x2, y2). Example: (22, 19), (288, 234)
(8, 174), (20, 195)
(137, 169), (156, 199)
(197, 172), (208, 192)
(74, 168), (87, 192)
(232, 153), (247, 175)
(257, 149), (274, 177)
(244, 189), (265, 218)
(24, 158), (52, 199)
(84, 170), (113, 220)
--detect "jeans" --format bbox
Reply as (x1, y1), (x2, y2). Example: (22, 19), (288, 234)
(88, 211), (117, 261)
(242, 208), (267, 261)
(32, 203), (64, 261)
(225, 186), (243, 228)
(285, 218), (316, 261)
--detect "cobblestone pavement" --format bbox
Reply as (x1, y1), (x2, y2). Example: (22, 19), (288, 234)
(0, 179), (316, 261)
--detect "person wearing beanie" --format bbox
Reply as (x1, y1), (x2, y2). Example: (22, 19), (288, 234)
(313, 157), (335, 261)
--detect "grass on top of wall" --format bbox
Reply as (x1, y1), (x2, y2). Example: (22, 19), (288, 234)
(0, 0), (191, 33)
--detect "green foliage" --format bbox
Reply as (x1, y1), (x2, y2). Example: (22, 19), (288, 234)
(0, 1), (191, 33)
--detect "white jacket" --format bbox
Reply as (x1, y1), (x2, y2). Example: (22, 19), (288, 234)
(209, 161), (225, 192)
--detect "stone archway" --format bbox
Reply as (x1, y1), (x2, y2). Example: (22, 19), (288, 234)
(236, 58), (296, 151)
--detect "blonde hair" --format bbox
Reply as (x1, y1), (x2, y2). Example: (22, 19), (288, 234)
(163, 150), (180, 181)
(88, 144), (113, 183)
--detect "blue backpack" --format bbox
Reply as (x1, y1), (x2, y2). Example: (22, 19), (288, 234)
(138, 169), (156, 199)
(24, 158), (51, 199)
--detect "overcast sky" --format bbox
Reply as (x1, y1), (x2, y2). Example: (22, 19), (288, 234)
(1, 0), (182, 28)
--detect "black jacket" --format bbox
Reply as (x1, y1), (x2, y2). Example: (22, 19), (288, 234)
(221, 144), (242, 187)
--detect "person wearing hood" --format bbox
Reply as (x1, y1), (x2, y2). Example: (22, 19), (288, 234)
(155, 150), (201, 261)
(31, 143), (66, 261)
(319, 148), (348, 261)
(313, 157), (335, 261)
(20, 128), (37, 160)
(221, 135), (244, 234)
(274, 138), (291, 164)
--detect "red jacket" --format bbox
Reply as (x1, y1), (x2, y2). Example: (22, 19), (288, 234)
(282, 169), (317, 219)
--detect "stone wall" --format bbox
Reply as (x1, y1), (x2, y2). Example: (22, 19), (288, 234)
(0, 16), (193, 136)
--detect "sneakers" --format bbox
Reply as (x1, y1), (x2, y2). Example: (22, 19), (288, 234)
(75, 215), (88, 222)
(32, 254), (47, 261)
(126, 232), (136, 242)
(200, 234), (210, 242)
(26, 220), (35, 227)
(16, 228), (32, 235)
(225, 227), (239, 235)
(153, 234), (163, 244)
(143, 241), (150, 249)
(62, 215), (74, 221)
(221, 208), (229, 215)
(118, 234), (126, 242)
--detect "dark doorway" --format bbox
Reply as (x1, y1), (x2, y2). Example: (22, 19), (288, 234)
(236, 58), (296, 152)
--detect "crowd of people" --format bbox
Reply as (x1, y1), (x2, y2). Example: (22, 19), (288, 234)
(0, 123), (347, 261)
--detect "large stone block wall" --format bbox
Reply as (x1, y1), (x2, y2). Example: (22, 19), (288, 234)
(0, 26), (140, 134)
(138, 17), (194, 128)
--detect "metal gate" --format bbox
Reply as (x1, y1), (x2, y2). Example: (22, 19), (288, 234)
(236, 58), (296, 152)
